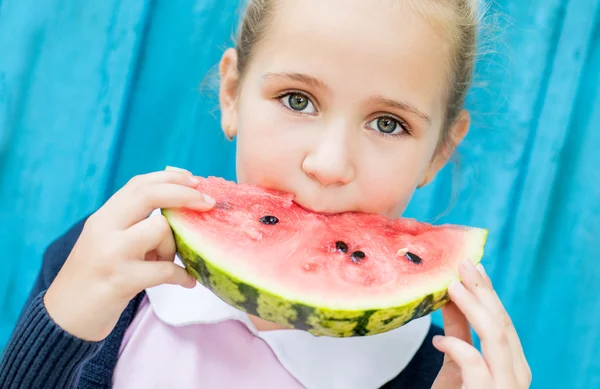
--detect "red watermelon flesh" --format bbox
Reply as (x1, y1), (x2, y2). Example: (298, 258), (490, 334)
(163, 175), (488, 337)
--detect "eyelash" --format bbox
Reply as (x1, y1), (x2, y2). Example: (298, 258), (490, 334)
(275, 91), (411, 138)
(276, 90), (319, 116)
(368, 116), (411, 139)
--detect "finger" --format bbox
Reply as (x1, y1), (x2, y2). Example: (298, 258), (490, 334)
(466, 261), (530, 384)
(154, 222), (177, 262)
(113, 183), (215, 229)
(433, 335), (494, 389)
(123, 214), (176, 261)
(441, 301), (472, 345)
(462, 262), (500, 319)
(126, 169), (198, 189)
(476, 264), (532, 386)
(98, 170), (210, 226)
(449, 270), (516, 386)
(165, 166), (194, 177)
(127, 260), (197, 290)
(439, 302), (473, 366)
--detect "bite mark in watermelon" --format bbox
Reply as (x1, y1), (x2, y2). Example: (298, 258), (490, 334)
(162, 173), (488, 337)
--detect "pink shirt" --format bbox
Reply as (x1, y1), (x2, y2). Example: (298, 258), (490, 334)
(113, 295), (304, 388)
(112, 244), (431, 389)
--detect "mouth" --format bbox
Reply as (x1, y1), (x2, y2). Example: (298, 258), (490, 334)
(292, 200), (345, 216)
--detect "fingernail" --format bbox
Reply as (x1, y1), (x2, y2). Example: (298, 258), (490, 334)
(203, 194), (216, 205)
(432, 335), (444, 345)
(461, 258), (474, 269)
(476, 263), (487, 276)
(448, 280), (464, 294)
(169, 166), (193, 175)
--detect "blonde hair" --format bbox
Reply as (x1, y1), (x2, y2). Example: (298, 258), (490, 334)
(235, 0), (482, 137)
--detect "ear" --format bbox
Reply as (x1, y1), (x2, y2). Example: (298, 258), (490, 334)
(419, 110), (470, 188)
(219, 48), (240, 141)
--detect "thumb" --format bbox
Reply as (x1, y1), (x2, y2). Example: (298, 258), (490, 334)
(437, 301), (473, 360)
(442, 302), (472, 341)
(127, 260), (197, 292)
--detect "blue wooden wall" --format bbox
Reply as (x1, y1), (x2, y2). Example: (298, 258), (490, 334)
(0, 1), (598, 388)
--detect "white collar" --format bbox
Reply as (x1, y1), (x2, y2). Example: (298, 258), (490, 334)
(145, 256), (431, 389)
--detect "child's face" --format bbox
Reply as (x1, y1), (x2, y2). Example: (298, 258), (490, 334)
(219, 0), (469, 218)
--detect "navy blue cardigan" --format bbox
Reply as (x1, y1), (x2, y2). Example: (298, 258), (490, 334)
(0, 215), (444, 388)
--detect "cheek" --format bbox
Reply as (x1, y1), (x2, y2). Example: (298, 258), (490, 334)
(234, 98), (308, 188)
(232, 80), (440, 217)
(356, 140), (435, 217)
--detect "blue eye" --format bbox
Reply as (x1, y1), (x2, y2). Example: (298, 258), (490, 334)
(280, 92), (316, 114)
(367, 116), (406, 135)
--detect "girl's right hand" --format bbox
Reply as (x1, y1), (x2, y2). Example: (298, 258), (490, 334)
(43, 169), (215, 342)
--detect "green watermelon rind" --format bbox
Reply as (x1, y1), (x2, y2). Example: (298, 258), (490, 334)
(161, 208), (488, 338)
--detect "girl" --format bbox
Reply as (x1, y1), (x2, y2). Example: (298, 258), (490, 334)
(0, 0), (532, 388)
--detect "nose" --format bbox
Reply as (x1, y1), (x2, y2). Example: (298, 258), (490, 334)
(301, 124), (356, 187)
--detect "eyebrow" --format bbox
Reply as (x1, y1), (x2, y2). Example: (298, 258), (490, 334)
(263, 72), (328, 91)
(263, 72), (432, 125)
(370, 96), (432, 125)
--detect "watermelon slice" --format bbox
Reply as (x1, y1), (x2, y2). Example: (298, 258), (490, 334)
(162, 174), (488, 337)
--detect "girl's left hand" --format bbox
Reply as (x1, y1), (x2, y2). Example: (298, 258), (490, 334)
(431, 260), (532, 389)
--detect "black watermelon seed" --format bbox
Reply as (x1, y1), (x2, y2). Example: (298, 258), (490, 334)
(335, 241), (349, 253)
(350, 250), (366, 263)
(405, 252), (423, 264)
(259, 215), (279, 225)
